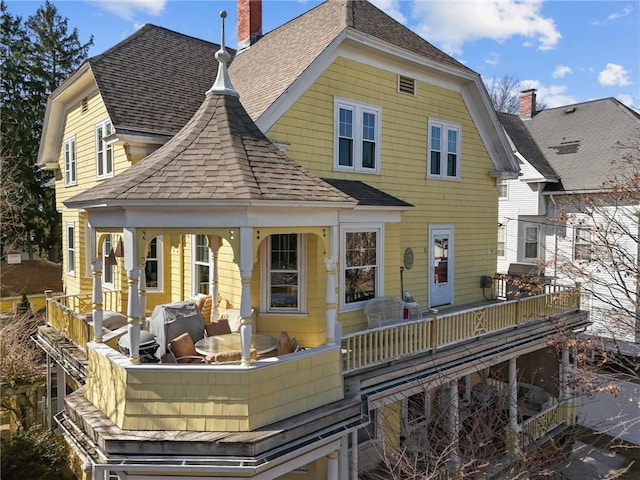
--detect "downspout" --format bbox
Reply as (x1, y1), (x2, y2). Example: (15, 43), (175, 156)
(549, 193), (558, 285)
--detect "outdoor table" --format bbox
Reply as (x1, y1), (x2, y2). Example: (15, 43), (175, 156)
(194, 333), (278, 356)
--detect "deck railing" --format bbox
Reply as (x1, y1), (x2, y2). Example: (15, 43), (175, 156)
(519, 403), (564, 445)
(342, 286), (579, 372)
(46, 291), (123, 348)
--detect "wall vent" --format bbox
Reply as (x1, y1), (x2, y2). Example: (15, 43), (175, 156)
(81, 97), (88, 113)
(398, 75), (416, 95)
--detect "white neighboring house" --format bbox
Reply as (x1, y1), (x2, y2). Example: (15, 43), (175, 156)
(498, 90), (640, 355)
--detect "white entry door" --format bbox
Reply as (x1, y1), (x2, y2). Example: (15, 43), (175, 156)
(429, 225), (454, 307)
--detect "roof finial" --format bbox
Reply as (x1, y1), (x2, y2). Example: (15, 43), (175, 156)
(207, 10), (239, 97)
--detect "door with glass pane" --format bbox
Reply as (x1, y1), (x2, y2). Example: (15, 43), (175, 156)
(429, 225), (453, 307)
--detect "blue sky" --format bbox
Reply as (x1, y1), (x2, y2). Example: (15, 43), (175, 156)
(6, 0), (639, 111)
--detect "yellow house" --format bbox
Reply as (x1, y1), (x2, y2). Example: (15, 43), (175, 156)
(35, 1), (588, 478)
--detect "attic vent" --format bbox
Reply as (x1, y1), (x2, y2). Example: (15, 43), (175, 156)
(81, 97), (88, 113)
(565, 107), (576, 114)
(398, 75), (416, 95)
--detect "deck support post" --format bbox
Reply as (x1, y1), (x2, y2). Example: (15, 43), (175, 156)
(91, 260), (103, 342)
(507, 356), (521, 456)
(138, 265), (146, 329)
(448, 380), (460, 467)
(126, 269), (141, 363)
(210, 236), (221, 322)
(351, 430), (359, 480)
(239, 227), (253, 364)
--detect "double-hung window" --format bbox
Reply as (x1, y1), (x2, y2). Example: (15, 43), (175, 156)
(334, 98), (381, 173)
(523, 225), (539, 261)
(193, 235), (210, 295)
(341, 226), (382, 309)
(145, 237), (163, 291)
(103, 234), (114, 288)
(66, 223), (75, 276)
(63, 137), (76, 186)
(497, 225), (506, 258)
(263, 234), (306, 313)
(428, 120), (461, 180)
(573, 227), (591, 262)
(95, 119), (113, 179)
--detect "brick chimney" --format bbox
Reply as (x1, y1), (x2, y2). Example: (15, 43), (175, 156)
(237, 0), (262, 51)
(519, 89), (537, 119)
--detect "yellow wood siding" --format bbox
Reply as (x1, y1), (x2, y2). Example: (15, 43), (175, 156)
(267, 57), (498, 323)
(85, 344), (343, 432)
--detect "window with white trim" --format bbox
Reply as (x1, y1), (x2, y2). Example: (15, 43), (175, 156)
(497, 178), (508, 198)
(341, 226), (382, 308)
(95, 119), (113, 179)
(145, 237), (163, 291)
(573, 227), (591, 262)
(66, 223), (75, 275)
(523, 225), (539, 261)
(334, 98), (381, 173)
(262, 234), (306, 313)
(103, 234), (114, 288)
(428, 120), (461, 180)
(63, 137), (76, 186)
(193, 235), (210, 296)
(497, 225), (506, 258)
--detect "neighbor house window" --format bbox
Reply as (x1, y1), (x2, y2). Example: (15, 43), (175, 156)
(66, 223), (75, 275)
(262, 234), (306, 313)
(428, 120), (461, 180)
(341, 226), (382, 308)
(573, 227), (591, 261)
(497, 225), (506, 257)
(63, 137), (76, 186)
(103, 234), (114, 287)
(334, 98), (381, 173)
(95, 119), (113, 179)
(523, 225), (539, 260)
(193, 235), (209, 296)
(497, 178), (508, 198)
(145, 237), (163, 291)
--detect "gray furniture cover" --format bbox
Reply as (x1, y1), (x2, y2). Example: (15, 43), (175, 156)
(149, 301), (204, 357)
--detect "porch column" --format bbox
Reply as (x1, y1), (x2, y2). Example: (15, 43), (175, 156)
(91, 260), (104, 342)
(448, 380), (460, 466)
(326, 451), (339, 480)
(209, 236), (221, 322)
(123, 227), (141, 363)
(126, 269), (141, 363)
(239, 227), (253, 364)
(138, 265), (146, 329)
(325, 226), (338, 345)
(560, 344), (570, 401)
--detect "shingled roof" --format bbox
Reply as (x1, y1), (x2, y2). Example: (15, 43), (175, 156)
(88, 25), (223, 138)
(230, 0), (473, 120)
(322, 178), (413, 208)
(524, 98), (640, 192)
(65, 37), (354, 207)
(497, 112), (558, 181)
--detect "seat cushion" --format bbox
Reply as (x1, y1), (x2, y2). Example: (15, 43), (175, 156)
(169, 332), (199, 361)
(205, 319), (231, 337)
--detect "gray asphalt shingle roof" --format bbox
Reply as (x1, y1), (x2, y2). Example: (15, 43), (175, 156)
(525, 98), (640, 192)
(322, 178), (413, 207)
(66, 92), (353, 205)
(89, 24), (224, 137)
(230, 0), (473, 120)
(497, 112), (558, 180)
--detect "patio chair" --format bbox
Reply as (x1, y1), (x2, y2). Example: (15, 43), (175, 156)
(276, 331), (299, 355)
(212, 348), (257, 363)
(196, 294), (213, 323)
(204, 319), (232, 337)
(168, 332), (211, 364)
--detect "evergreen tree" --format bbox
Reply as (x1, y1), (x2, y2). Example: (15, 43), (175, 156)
(0, 0), (92, 260)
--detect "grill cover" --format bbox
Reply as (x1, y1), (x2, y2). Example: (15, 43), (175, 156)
(149, 301), (205, 357)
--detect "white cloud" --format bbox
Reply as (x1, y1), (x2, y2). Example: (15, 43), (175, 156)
(553, 65), (572, 79)
(521, 80), (577, 108)
(485, 52), (500, 66)
(616, 94), (637, 110)
(598, 63), (632, 87)
(371, 0), (407, 24)
(608, 6), (633, 21)
(409, 0), (561, 55)
(90, 0), (167, 21)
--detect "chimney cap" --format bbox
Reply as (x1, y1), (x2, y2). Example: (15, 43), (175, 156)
(520, 88), (537, 94)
